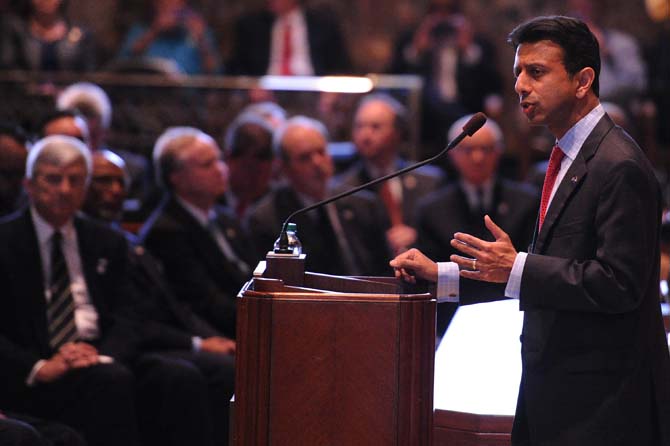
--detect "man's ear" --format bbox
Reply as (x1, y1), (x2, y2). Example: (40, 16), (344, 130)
(575, 67), (596, 99)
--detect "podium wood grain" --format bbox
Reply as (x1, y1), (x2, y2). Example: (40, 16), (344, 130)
(234, 274), (435, 446)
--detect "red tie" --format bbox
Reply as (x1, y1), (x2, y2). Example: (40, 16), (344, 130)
(539, 145), (565, 231)
(280, 22), (293, 75)
(379, 181), (403, 226)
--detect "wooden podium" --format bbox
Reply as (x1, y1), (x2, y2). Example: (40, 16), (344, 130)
(233, 254), (436, 446)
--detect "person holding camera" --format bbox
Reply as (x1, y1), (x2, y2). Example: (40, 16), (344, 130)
(388, 0), (503, 158)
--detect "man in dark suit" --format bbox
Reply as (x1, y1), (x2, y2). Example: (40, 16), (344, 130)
(139, 127), (256, 340)
(0, 135), (141, 446)
(84, 148), (236, 445)
(0, 136), (217, 446)
(415, 115), (539, 340)
(247, 116), (391, 276)
(227, 0), (350, 75)
(391, 16), (670, 445)
(335, 93), (444, 255)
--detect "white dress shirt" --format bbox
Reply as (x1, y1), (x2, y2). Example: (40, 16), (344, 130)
(268, 8), (314, 75)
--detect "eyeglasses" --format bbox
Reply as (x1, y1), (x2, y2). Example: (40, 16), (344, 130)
(454, 145), (498, 155)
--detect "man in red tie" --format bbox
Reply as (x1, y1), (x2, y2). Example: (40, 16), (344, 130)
(391, 15), (670, 446)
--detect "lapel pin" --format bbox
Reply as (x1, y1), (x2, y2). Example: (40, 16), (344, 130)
(96, 258), (108, 274)
(571, 176), (578, 183)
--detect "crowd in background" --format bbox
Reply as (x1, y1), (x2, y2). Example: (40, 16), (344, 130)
(0, 0), (669, 445)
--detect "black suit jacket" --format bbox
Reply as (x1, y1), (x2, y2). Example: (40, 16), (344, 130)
(416, 179), (539, 260)
(246, 185), (392, 276)
(127, 244), (221, 351)
(227, 8), (351, 75)
(333, 158), (445, 228)
(458, 114), (670, 445)
(138, 196), (256, 338)
(0, 210), (139, 394)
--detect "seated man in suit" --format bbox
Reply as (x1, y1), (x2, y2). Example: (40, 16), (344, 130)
(0, 122), (30, 217)
(221, 112), (276, 220)
(228, 0), (350, 75)
(139, 127), (257, 340)
(415, 115), (540, 340)
(0, 136), (216, 446)
(335, 93), (445, 255)
(56, 82), (155, 219)
(84, 149), (236, 445)
(0, 135), (141, 446)
(246, 116), (391, 276)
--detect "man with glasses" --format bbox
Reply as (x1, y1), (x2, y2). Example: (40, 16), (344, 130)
(414, 115), (539, 340)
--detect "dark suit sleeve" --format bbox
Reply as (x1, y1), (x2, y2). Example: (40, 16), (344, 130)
(145, 229), (238, 338)
(521, 159), (658, 313)
(93, 235), (142, 363)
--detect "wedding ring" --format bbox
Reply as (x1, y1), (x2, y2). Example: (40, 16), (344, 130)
(472, 259), (477, 270)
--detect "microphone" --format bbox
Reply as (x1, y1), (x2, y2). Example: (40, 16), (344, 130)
(273, 112), (488, 254)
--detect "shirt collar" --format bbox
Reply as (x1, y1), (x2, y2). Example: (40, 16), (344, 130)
(557, 103), (605, 161)
(30, 206), (76, 247)
(175, 196), (212, 228)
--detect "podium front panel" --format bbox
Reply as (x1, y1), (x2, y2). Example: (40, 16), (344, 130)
(235, 285), (435, 446)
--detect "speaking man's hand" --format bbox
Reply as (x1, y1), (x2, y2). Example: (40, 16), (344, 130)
(450, 215), (517, 283)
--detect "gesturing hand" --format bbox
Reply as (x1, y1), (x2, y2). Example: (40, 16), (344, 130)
(449, 215), (517, 283)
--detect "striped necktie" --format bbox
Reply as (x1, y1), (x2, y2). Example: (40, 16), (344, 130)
(47, 231), (78, 350)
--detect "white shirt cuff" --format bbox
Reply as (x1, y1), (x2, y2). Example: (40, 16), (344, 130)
(504, 252), (528, 299)
(436, 262), (460, 303)
(26, 360), (47, 386)
(192, 336), (202, 352)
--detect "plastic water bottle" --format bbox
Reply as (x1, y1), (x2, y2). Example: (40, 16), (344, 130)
(273, 222), (302, 255)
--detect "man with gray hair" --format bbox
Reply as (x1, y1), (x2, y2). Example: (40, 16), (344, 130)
(414, 115), (539, 340)
(247, 115), (391, 276)
(139, 126), (256, 340)
(335, 93), (445, 255)
(55, 82), (154, 220)
(0, 135), (142, 446)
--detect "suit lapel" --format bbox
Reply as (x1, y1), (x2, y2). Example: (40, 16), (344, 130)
(533, 159), (587, 251)
(75, 217), (105, 314)
(532, 114), (615, 253)
(14, 211), (51, 353)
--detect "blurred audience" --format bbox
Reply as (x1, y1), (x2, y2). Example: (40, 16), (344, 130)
(39, 108), (89, 141)
(228, 0), (351, 75)
(0, 0), (95, 71)
(117, 0), (220, 75)
(83, 149), (236, 446)
(0, 123), (30, 217)
(221, 112), (275, 220)
(567, 0), (648, 110)
(139, 127), (256, 339)
(0, 135), (141, 446)
(240, 100), (288, 130)
(246, 116), (391, 276)
(646, 9), (670, 147)
(56, 82), (155, 219)
(415, 115), (539, 340)
(335, 93), (444, 255)
(388, 0), (503, 154)
(81, 149), (128, 226)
